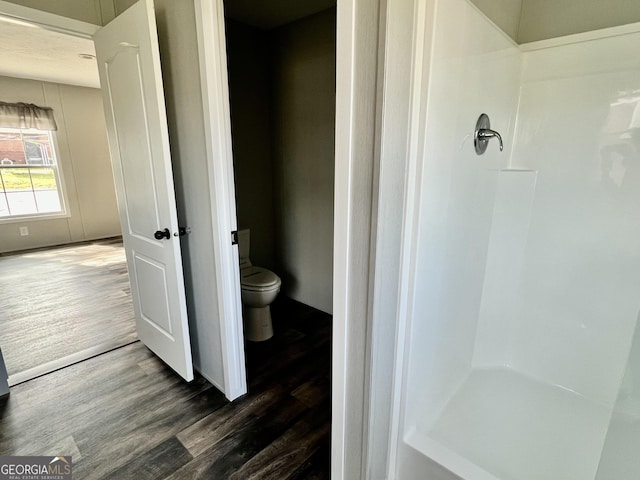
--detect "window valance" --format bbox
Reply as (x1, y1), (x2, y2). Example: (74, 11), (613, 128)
(0, 102), (57, 131)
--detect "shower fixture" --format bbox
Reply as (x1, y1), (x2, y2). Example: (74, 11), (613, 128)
(474, 113), (503, 154)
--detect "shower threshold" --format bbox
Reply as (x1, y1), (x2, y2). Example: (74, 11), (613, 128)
(407, 368), (612, 480)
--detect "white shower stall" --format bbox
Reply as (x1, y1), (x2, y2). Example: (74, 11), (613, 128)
(390, 0), (640, 478)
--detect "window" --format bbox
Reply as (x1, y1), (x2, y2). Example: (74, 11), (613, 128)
(0, 127), (66, 219)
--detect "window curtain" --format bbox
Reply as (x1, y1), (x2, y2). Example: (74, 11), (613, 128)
(0, 102), (57, 131)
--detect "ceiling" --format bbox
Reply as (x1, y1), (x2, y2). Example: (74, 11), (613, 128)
(223, 0), (336, 29)
(0, 17), (99, 89)
(0, 1), (336, 90)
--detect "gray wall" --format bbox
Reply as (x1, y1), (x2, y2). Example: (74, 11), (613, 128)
(271, 8), (336, 314)
(0, 349), (8, 397)
(225, 9), (336, 314)
(151, 0), (226, 390)
(225, 20), (276, 270)
(470, 0), (522, 41)
(5, 0), (640, 49)
(518, 0), (640, 43)
(0, 76), (120, 253)
(3, 0), (118, 25)
(470, 0), (640, 44)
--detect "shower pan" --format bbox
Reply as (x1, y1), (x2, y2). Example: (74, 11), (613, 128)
(389, 0), (640, 479)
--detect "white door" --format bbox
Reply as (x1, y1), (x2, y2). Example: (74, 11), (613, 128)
(93, 0), (193, 381)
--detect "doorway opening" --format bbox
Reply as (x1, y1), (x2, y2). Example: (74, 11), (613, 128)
(224, 2), (336, 339)
(222, 2), (336, 471)
(0, 15), (137, 385)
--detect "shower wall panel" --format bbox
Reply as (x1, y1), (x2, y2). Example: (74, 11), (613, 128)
(403, 0), (520, 436)
(396, 2), (640, 479)
(502, 32), (640, 405)
(597, 316), (640, 479)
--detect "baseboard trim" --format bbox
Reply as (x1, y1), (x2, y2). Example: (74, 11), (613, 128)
(0, 235), (124, 257)
(8, 338), (139, 387)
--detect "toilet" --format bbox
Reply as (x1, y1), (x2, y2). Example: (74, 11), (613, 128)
(238, 229), (281, 341)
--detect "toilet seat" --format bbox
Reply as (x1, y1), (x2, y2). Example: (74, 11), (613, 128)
(241, 266), (281, 292)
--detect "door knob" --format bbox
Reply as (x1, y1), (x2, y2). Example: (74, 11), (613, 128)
(154, 228), (171, 240)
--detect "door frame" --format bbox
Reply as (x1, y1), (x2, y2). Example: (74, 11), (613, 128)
(194, 3), (392, 478)
(193, 10), (395, 475)
(331, 0), (384, 478)
(0, 1), (402, 479)
(193, 0), (245, 401)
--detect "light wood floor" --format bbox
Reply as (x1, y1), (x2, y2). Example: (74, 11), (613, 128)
(0, 238), (137, 383)
(0, 298), (331, 479)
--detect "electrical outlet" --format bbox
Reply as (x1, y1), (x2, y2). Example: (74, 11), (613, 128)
(19, 226), (29, 236)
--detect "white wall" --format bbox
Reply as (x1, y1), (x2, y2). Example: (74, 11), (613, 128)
(0, 75), (120, 253)
(394, 2), (640, 477)
(271, 8), (336, 314)
(596, 314), (640, 479)
(394, 0), (520, 477)
(399, 0), (520, 457)
(494, 31), (640, 406)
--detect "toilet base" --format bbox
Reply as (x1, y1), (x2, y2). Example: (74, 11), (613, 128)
(243, 305), (274, 341)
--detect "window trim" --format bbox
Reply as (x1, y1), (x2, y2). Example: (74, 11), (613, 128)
(0, 128), (70, 223)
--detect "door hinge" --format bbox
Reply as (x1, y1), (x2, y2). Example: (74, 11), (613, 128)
(231, 230), (238, 245)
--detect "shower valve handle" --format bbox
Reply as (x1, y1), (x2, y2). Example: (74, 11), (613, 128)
(474, 113), (504, 155)
(477, 129), (504, 151)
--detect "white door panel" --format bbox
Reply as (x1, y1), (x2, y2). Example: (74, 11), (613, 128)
(94, 0), (194, 381)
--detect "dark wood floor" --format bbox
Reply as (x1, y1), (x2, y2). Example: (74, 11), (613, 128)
(0, 297), (332, 479)
(0, 238), (137, 383)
